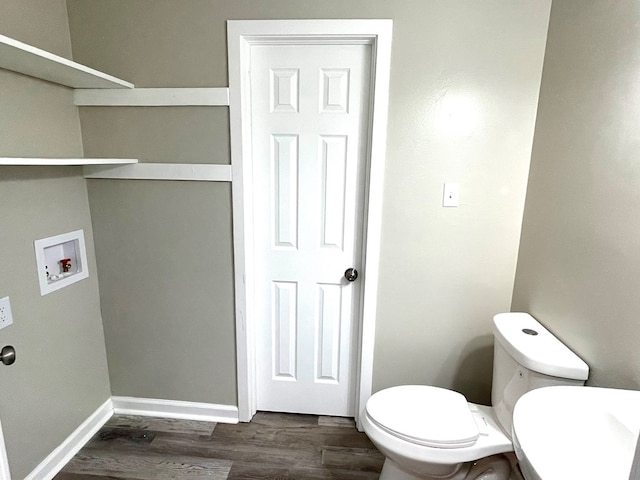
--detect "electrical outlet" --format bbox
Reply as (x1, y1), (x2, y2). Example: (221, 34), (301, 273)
(0, 296), (14, 329)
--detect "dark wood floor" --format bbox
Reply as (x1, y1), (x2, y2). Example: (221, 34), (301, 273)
(54, 412), (384, 480)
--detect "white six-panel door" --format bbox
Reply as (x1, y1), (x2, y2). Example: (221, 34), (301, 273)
(251, 44), (372, 416)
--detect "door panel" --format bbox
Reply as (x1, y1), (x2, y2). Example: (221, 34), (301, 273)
(315, 283), (342, 383)
(272, 281), (297, 380)
(320, 135), (348, 249)
(252, 44), (371, 416)
(272, 134), (299, 248)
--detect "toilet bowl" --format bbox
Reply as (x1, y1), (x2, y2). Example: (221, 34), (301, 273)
(361, 313), (590, 480)
(362, 385), (513, 480)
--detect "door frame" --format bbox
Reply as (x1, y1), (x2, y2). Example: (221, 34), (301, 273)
(228, 19), (392, 425)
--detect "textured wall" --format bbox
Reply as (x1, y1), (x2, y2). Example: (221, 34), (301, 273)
(79, 108), (230, 164)
(66, 0), (237, 405)
(512, 0), (640, 389)
(0, 1), (111, 477)
(66, 0), (550, 407)
(86, 180), (236, 404)
(1, 0), (73, 57)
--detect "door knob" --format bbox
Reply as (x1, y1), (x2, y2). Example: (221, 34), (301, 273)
(344, 268), (358, 282)
(0, 345), (15, 366)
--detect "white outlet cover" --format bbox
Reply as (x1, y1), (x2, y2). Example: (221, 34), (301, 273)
(0, 296), (13, 329)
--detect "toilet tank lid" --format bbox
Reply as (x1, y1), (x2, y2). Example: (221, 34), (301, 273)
(493, 313), (589, 381)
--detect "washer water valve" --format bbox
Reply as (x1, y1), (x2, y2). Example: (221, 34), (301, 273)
(60, 258), (72, 273)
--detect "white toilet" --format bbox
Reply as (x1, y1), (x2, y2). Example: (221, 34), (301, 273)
(361, 312), (589, 480)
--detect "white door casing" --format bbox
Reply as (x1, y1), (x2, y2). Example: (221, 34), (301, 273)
(228, 19), (393, 426)
(252, 44), (371, 416)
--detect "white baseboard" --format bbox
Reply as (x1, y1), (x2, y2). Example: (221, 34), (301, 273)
(111, 396), (239, 424)
(22, 396), (237, 480)
(0, 416), (11, 480)
(25, 398), (113, 480)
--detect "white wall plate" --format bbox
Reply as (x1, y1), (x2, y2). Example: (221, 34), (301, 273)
(34, 230), (89, 296)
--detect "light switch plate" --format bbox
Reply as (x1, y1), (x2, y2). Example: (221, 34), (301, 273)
(443, 182), (460, 207)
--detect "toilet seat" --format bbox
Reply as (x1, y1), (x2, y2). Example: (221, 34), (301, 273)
(366, 385), (480, 448)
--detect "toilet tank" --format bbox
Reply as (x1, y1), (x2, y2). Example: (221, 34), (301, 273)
(491, 312), (589, 439)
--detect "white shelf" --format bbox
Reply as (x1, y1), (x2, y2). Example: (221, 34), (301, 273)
(0, 34), (134, 89)
(0, 158), (138, 166)
(74, 88), (230, 106)
(83, 163), (232, 182)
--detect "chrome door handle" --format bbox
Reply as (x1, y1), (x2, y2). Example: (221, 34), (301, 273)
(344, 268), (358, 282)
(0, 345), (15, 366)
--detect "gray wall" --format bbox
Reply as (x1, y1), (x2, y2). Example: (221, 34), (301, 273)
(0, 1), (111, 478)
(66, 0), (550, 406)
(86, 180), (236, 404)
(512, 0), (640, 389)
(66, 0), (237, 405)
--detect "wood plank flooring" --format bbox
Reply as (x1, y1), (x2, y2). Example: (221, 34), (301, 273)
(54, 412), (384, 480)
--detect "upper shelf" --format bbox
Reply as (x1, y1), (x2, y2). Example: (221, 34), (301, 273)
(0, 34), (134, 89)
(0, 158), (138, 166)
